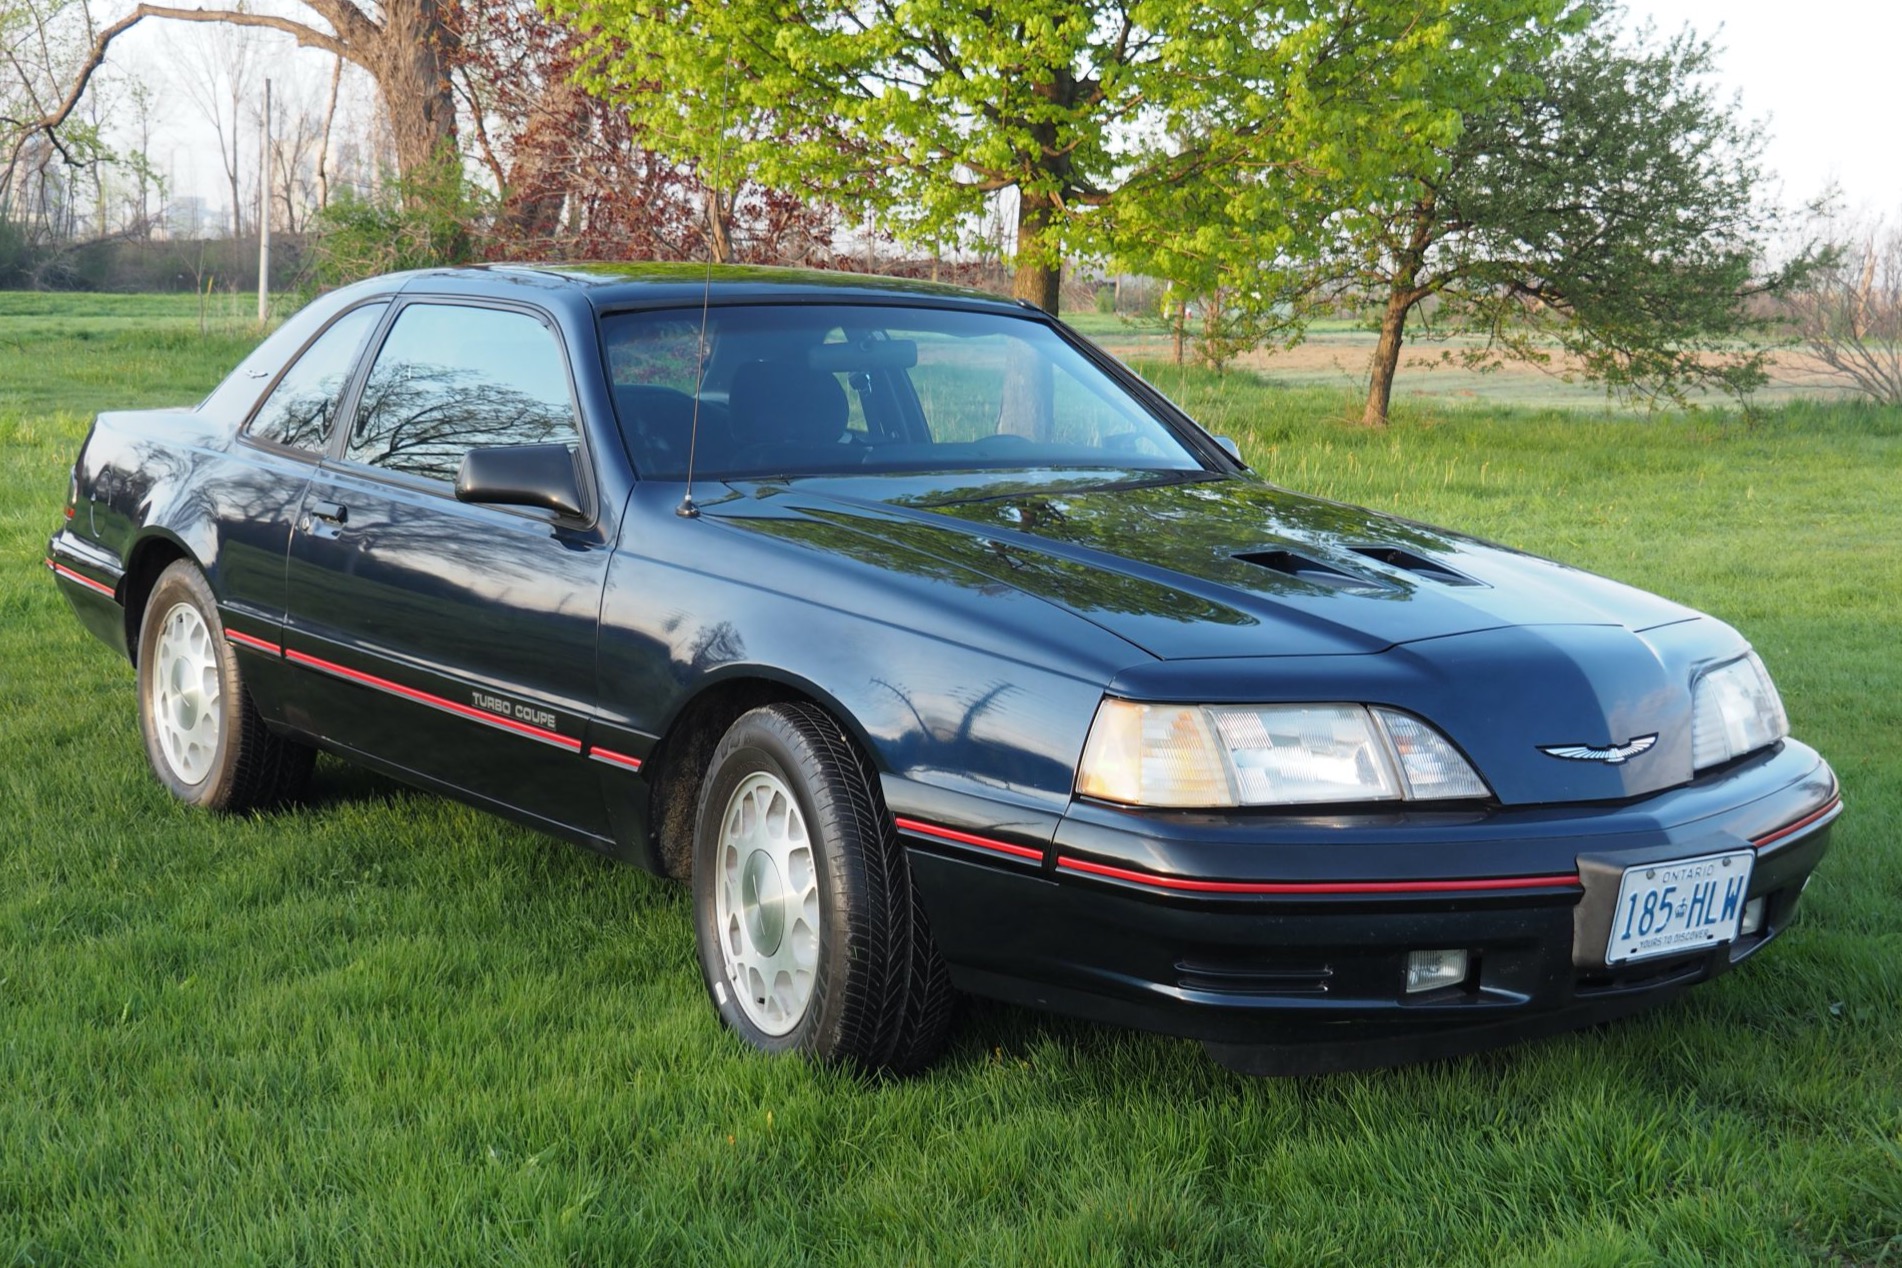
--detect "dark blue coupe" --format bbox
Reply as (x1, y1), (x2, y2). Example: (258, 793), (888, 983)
(48, 265), (1840, 1074)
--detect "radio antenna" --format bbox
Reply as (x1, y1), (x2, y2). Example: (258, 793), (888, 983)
(677, 59), (737, 520)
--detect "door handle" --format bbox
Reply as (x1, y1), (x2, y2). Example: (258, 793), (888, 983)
(302, 499), (349, 540)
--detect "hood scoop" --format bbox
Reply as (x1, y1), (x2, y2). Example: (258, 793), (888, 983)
(1350, 545), (1486, 588)
(1232, 549), (1392, 593)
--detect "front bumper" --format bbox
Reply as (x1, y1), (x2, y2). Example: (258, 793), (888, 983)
(896, 739), (1840, 1074)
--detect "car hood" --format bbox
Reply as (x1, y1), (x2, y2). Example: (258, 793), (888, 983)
(715, 470), (1699, 661)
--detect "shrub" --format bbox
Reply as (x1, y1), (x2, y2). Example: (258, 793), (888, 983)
(307, 162), (489, 288)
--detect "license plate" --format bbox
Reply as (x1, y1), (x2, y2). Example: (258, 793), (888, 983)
(1606, 849), (1755, 964)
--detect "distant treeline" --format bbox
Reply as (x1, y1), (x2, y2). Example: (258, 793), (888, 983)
(0, 227), (308, 293)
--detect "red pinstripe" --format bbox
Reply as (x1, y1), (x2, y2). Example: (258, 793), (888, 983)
(1055, 855), (1582, 896)
(587, 746), (644, 772)
(893, 817), (1044, 861)
(224, 629), (281, 655)
(1750, 796), (1842, 850)
(46, 559), (115, 599)
(283, 647), (581, 751)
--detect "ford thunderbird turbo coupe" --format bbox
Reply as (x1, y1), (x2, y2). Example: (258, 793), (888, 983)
(47, 265), (1840, 1074)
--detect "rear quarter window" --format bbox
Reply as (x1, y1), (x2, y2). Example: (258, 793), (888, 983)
(244, 302), (389, 453)
(196, 281), (395, 424)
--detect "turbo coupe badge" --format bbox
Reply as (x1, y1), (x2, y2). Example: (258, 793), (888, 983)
(1539, 734), (1659, 765)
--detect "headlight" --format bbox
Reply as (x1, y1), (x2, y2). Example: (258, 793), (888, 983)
(1691, 652), (1788, 770)
(1076, 700), (1489, 808)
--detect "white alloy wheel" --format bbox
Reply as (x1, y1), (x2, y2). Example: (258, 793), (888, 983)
(691, 702), (955, 1071)
(148, 600), (223, 785)
(714, 770), (821, 1036)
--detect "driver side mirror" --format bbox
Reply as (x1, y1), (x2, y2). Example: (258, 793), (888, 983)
(455, 444), (587, 520)
(1213, 435), (1242, 462)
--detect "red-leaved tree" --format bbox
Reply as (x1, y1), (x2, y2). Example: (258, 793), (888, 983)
(451, 0), (842, 265)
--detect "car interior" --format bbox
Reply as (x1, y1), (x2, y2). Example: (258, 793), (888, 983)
(601, 304), (1204, 480)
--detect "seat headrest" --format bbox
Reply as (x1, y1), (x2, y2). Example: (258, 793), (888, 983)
(727, 360), (848, 448)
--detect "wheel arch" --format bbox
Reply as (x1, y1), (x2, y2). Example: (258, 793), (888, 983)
(640, 667), (888, 882)
(120, 530), (202, 666)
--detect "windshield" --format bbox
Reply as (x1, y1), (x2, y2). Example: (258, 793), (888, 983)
(599, 304), (1206, 480)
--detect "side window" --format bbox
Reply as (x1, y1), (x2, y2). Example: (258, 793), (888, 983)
(246, 302), (387, 453)
(345, 303), (580, 483)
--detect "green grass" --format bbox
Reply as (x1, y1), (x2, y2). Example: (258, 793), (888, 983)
(3, 295), (1899, 1265)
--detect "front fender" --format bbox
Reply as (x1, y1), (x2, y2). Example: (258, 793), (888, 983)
(596, 484), (1145, 817)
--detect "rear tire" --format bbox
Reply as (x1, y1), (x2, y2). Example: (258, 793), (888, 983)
(136, 560), (313, 812)
(691, 703), (954, 1074)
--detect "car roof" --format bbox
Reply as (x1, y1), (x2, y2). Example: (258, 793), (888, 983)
(390, 262), (1033, 316)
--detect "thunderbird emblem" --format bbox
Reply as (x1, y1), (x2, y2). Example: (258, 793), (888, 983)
(1539, 734), (1659, 765)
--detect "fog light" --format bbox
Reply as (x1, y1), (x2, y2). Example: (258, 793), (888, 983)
(1404, 949), (1469, 994)
(1739, 896), (1766, 936)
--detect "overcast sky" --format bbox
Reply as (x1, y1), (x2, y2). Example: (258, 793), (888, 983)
(135, 0), (1902, 221)
(1626, 0), (1902, 213)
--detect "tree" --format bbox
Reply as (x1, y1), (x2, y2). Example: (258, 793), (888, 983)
(266, 75), (340, 234)
(1280, 6), (1794, 426)
(8, 0), (461, 198)
(553, 0), (1563, 314)
(449, 0), (839, 264)
(115, 73), (163, 235)
(1783, 213), (1902, 406)
(306, 160), (482, 285)
(164, 18), (258, 237)
(2, 0), (100, 231)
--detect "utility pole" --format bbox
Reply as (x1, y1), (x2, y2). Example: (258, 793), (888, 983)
(257, 78), (271, 324)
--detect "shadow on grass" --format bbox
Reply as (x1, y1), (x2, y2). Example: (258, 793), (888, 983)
(297, 753), (422, 812)
(258, 759), (1756, 1097)
(933, 986), (1702, 1100)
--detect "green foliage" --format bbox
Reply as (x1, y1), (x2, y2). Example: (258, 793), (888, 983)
(1102, 1), (1581, 361)
(1277, 4), (1804, 423)
(1154, 281), (1284, 373)
(4, 293), (1901, 1263)
(0, 216), (29, 287)
(307, 162), (488, 288)
(552, 0), (1568, 307)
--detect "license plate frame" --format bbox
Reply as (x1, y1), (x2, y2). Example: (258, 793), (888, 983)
(1605, 848), (1755, 964)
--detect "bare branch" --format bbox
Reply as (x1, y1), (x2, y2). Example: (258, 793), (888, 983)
(6, 2), (356, 192)
(131, 5), (351, 57)
(1784, 219), (1902, 405)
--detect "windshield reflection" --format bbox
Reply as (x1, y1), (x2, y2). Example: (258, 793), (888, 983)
(601, 304), (1208, 481)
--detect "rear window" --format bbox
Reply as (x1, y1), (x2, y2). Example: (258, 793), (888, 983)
(600, 304), (1204, 480)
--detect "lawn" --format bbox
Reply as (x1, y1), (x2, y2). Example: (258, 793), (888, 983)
(1065, 309), (1853, 412)
(2, 293), (1898, 1265)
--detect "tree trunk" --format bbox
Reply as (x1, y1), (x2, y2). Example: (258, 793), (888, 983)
(498, 74), (585, 242)
(1000, 185), (1058, 438)
(1362, 283), (1413, 427)
(316, 53), (341, 208)
(1011, 189), (1061, 314)
(375, 0), (459, 185)
(1361, 194), (1438, 427)
(705, 188), (734, 262)
(225, 88), (243, 238)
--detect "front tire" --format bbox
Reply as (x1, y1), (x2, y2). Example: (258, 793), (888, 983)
(136, 560), (313, 812)
(692, 703), (953, 1074)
